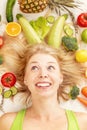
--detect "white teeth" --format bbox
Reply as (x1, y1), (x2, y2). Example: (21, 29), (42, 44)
(36, 83), (50, 87)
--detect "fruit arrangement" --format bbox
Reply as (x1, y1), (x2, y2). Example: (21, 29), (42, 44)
(0, 0), (87, 113)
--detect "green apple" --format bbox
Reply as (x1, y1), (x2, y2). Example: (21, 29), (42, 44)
(81, 29), (87, 43)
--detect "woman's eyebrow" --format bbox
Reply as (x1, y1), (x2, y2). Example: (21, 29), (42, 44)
(29, 61), (38, 64)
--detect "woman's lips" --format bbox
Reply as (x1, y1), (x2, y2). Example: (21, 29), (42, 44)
(35, 82), (51, 89)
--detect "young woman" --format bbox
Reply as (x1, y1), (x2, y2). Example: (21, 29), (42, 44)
(0, 36), (87, 130)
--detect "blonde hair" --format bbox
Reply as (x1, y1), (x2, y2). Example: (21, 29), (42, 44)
(0, 35), (84, 105)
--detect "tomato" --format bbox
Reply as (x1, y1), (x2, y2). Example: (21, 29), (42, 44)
(77, 13), (87, 27)
(81, 87), (87, 97)
(1, 72), (16, 88)
(0, 36), (4, 48)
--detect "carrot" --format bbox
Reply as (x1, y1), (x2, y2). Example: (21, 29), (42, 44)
(81, 86), (87, 98)
(77, 96), (87, 106)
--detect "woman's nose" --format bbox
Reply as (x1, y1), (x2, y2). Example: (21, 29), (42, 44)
(39, 69), (48, 78)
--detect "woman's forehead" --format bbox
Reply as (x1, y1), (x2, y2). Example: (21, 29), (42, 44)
(28, 53), (58, 63)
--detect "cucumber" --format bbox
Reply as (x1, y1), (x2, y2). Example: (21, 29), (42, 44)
(47, 14), (68, 48)
(3, 90), (12, 98)
(46, 16), (55, 24)
(64, 24), (70, 31)
(10, 86), (17, 95)
(6, 0), (16, 22)
(65, 28), (73, 37)
(64, 24), (73, 37)
(16, 14), (42, 44)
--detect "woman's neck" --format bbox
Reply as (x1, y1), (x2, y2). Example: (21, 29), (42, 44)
(29, 95), (64, 121)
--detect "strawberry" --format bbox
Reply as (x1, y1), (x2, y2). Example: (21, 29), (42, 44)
(1, 72), (16, 88)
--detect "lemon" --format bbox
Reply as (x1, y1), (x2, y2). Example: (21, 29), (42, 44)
(75, 50), (87, 63)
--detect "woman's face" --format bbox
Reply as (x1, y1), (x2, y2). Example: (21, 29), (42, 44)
(24, 53), (63, 97)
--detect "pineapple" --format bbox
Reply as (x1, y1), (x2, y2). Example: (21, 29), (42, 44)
(18, 0), (48, 13)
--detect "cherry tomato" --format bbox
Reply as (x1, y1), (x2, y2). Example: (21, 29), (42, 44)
(1, 72), (16, 88)
(0, 36), (4, 48)
(81, 86), (87, 97)
(77, 13), (87, 27)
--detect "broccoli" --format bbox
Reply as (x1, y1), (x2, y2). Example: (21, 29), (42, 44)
(62, 36), (78, 51)
(69, 86), (80, 100)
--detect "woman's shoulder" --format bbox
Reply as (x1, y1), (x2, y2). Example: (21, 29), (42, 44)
(75, 111), (87, 119)
(75, 111), (87, 130)
(0, 111), (18, 130)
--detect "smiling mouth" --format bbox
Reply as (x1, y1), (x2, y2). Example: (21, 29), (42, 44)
(35, 82), (51, 88)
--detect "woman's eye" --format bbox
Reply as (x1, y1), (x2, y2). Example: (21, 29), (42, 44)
(47, 65), (55, 70)
(31, 66), (39, 71)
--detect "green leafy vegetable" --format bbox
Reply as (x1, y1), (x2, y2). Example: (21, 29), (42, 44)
(30, 16), (50, 40)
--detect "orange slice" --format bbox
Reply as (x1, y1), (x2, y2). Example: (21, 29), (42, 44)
(5, 22), (21, 36)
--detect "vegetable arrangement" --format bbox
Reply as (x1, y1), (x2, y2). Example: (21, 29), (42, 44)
(69, 86), (87, 107)
(0, 72), (18, 98)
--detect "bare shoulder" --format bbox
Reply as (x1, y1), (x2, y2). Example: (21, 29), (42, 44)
(75, 111), (87, 120)
(75, 111), (87, 130)
(0, 112), (18, 130)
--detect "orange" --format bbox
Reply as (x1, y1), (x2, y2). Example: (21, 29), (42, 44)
(5, 22), (21, 36)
